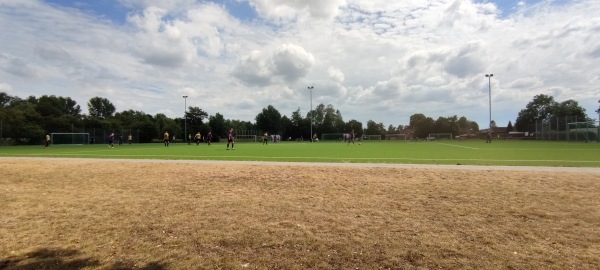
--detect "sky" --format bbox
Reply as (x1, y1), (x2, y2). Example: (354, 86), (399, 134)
(1, 0), (599, 130)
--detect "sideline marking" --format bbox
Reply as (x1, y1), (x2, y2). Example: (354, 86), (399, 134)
(10, 152), (600, 164)
(435, 142), (480, 150)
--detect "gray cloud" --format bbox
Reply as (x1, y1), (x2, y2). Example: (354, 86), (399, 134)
(0, 0), (599, 128)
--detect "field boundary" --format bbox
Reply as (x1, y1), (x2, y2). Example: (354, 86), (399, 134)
(3, 157), (599, 174)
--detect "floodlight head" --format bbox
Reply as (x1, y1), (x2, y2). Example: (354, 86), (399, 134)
(308, 86), (313, 90)
(485, 74), (493, 77)
(183, 95), (188, 98)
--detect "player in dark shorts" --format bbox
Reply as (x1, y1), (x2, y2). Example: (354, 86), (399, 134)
(263, 132), (269, 145)
(226, 128), (235, 150)
(44, 134), (51, 149)
(163, 131), (169, 147)
(347, 129), (356, 145)
(206, 131), (212, 146)
(108, 132), (115, 148)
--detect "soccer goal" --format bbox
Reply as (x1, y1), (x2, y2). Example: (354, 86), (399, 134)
(362, 134), (382, 141)
(51, 133), (90, 145)
(427, 133), (453, 141)
(235, 135), (257, 142)
(385, 134), (407, 141)
(567, 121), (599, 142)
(321, 133), (346, 141)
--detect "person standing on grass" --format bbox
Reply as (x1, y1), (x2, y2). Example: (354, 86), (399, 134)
(163, 131), (170, 147)
(348, 129), (356, 145)
(206, 131), (212, 146)
(188, 133), (192, 145)
(128, 134), (132, 145)
(226, 128), (235, 150)
(263, 132), (269, 145)
(195, 132), (201, 146)
(108, 132), (115, 148)
(44, 133), (51, 149)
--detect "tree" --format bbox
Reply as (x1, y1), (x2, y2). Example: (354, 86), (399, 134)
(255, 105), (282, 133)
(186, 106), (209, 135)
(3, 100), (45, 144)
(506, 121), (513, 132)
(364, 120), (386, 136)
(88, 97), (116, 119)
(208, 113), (226, 139)
(321, 105), (343, 134)
(433, 115), (459, 135)
(285, 108), (309, 140)
(0, 92), (18, 108)
(515, 94), (589, 132)
(554, 99), (587, 120)
(409, 113), (435, 138)
(515, 94), (557, 132)
(345, 120), (363, 136)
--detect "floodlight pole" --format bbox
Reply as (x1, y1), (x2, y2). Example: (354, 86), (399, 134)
(485, 74), (493, 141)
(308, 86), (314, 142)
(597, 99), (600, 142)
(183, 95), (188, 144)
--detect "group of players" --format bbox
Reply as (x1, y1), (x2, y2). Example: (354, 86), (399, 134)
(99, 127), (358, 150)
(161, 129), (218, 148)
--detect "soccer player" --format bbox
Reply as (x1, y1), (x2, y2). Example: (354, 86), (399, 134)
(128, 134), (132, 145)
(226, 128), (235, 150)
(163, 131), (170, 147)
(348, 129), (356, 145)
(108, 132), (115, 148)
(263, 132), (269, 145)
(188, 133), (192, 145)
(195, 132), (202, 146)
(206, 131), (212, 146)
(44, 133), (51, 149)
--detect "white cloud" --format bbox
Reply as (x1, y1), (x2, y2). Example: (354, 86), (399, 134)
(0, 0), (599, 129)
(328, 66), (345, 83)
(0, 82), (13, 93)
(232, 43), (314, 85)
(250, 0), (346, 21)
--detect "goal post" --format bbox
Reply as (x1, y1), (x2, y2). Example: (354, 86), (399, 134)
(385, 134), (407, 141)
(321, 133), (346, 141)
(51, 133), (90, 145)
(567, 121), (599, 142)
(362, 134), (382, 141)
(234, 135), (257, 142)
(427, 133), (453, 140)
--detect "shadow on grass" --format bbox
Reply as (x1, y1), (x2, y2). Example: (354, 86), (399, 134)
(0, 248), (167, 270)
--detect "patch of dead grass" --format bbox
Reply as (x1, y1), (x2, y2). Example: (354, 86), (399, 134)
(1, 159), (599, 269)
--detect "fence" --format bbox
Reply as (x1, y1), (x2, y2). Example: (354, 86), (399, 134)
(534, 116), (599, 142)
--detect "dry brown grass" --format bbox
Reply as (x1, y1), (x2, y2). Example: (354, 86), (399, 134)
(1, 159), (599, 269)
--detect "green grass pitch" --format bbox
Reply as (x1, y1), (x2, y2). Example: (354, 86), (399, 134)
(1, 140), (600, 167)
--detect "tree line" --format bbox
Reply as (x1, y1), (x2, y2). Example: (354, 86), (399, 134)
(0, 92), (481, 144)
(1, 91), (591, 145)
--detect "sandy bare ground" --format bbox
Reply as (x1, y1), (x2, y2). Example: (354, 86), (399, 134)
(3, 157), (600, 173)
(1, 157), (599, 269)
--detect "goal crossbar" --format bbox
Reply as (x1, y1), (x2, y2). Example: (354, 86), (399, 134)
(51, 133), (90, 145)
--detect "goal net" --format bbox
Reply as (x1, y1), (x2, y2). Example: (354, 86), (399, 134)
(427, 133), (453, 141)
(385, 134), (407, 141)
(567, 121), (599, 142)
(51, 133), (90, 145)
(362, 134), (382, 141)
(321, 133), (346, 141)
(234, 135), (257, 142)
